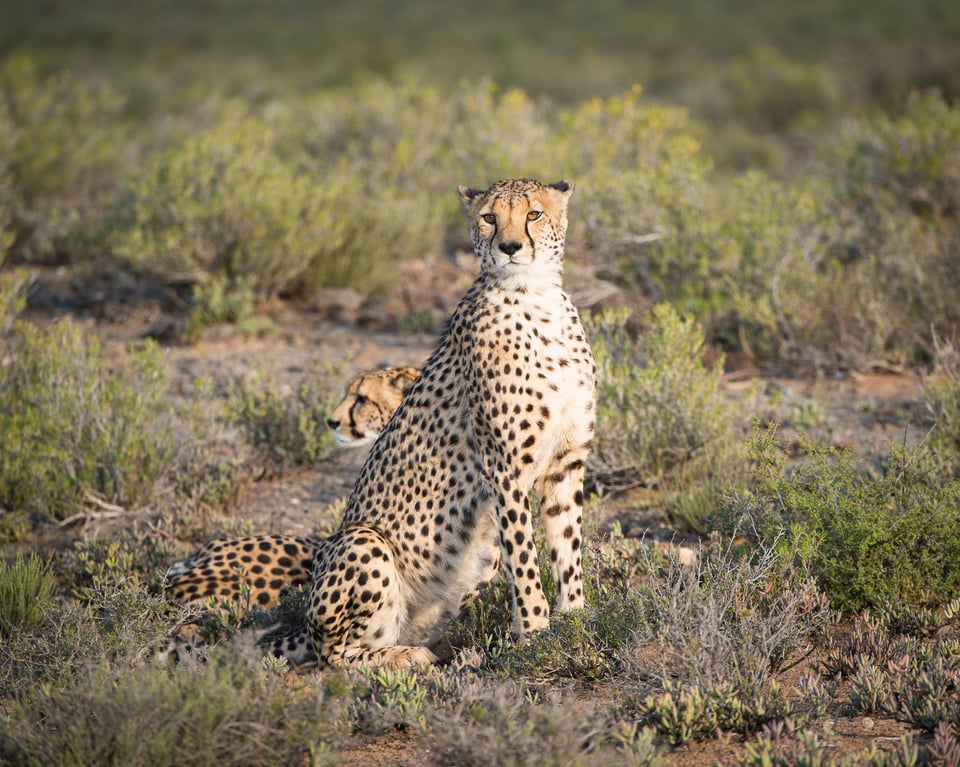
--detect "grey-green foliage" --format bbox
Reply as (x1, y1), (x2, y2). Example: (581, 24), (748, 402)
(586, 304), (734, 495)
(631, 541), (831, 693)
(0, 320), (179, 520)
(718, 426), (960, 613)
(628, 543), (831, 746)
(740, 718), (918, 767)
(110, 110), (327, 299)
(0, 648), (348, 767)
(820, 90), (960, 364)
(0, 54), (125, 263)
(225, 363), (342, 465)
(551, 87), (711, 306)
(426, 683), (609, 767)
(823, 610), (960, 737)
(711, 171), (832, 363)
(924, 333), (960, 474)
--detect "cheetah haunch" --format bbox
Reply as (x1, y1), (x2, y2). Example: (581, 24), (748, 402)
(166, 178), (596, 670)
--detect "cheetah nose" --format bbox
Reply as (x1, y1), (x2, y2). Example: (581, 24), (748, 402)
(498, 241), (522, 256)
(326, 418), (339, 429)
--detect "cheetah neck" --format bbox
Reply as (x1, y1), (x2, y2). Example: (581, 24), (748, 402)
(482, 260), (565, 296)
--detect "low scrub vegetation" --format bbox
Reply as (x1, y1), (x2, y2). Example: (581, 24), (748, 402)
(716, 426), (960, 613)
(1, 55), (957, 368)
(924, 334), (960, 473)
(2, 8), (960, 761)
(225, 363), (343, 467)
(0, 319), (179, 526)
(586, 304), (743, 533)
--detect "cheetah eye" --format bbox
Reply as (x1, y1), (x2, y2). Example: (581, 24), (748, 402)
(527, 210), (543, 221)
(481, 213), (496, 225)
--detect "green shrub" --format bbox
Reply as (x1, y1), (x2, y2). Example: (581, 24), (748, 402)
(586, 305), (737, 508)
(821, 90), (960, 363)
(0, 553), (56, 637)
(491, 595), (647, 683)
(720, 426), (960, 612)
(185, 274), (257, 340)
(924, 334), (960, 473)
(727, 46), (840, 133)
(110, 111), (326, 300)
(350, 665), (429, 734)
(292, 79), (548, 242)
(0, 54), (125, 263)
(551, 87), (712, 309)
(710, 171), (834, 364)
(285, 174), (428, 298)
(225, 363), (342, 465)
(0, 124), (14, 262)
(0, 574), (182, 697)
(0, 320), (179, 520)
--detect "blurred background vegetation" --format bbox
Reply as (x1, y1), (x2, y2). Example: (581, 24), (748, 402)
(1, 0), (958, 370)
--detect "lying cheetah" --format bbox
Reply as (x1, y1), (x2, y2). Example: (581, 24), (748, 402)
(167, 178), (596, 670)
(327, 366), (419, 448)
(165, 367), (419, 608)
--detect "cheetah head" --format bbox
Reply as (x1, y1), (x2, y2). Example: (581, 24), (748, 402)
(326, 366), (420, 448)
(458, 178), (574, 279)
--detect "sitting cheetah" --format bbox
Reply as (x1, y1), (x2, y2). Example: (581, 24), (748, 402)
(166, 367), (419, 609)
(167, 178), (596, 670)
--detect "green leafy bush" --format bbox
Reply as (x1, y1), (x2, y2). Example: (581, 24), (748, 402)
(0, 553), (56, 637)
(551, 87), (711, 308)
(720, 426), (960, 612)
(586, 305), (738, 514)
(0, 321), (178, 520)
(490, 595), (647, 683)
(727, 46), (840, 133)
(225, 363), (342, 465)
(0, 55), (125, 263)
(820, 90), (960, 363)
(110, 111), (325, 300)
(292, 79), (549, 242)
(709, 172), (833, 363)
(285, 175), (429, 298)
(924, 334), (960, 473)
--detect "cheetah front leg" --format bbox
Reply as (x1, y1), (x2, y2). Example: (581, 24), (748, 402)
(497, 479), (552, 636)
(536, 444), (590, 612)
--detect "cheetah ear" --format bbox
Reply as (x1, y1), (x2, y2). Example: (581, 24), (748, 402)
(549, 179), (575, 199)
(458, 185), (483, 208)
(392, 370), (416, 392)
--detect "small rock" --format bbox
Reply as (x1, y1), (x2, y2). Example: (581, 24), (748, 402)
(311, 288), (365, 324)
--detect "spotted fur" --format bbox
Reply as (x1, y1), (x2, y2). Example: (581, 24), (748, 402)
(166, 178), (596, 670)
